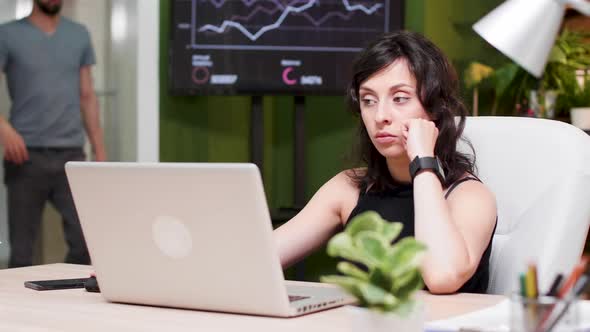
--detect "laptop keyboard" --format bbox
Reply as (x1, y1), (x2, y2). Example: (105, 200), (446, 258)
(288, 295), (310, 302)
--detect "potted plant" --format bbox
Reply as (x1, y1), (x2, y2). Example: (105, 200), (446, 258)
(467, 29), (590, 118)
(545, 30), (590, 120)
(320, 211), (427, 332)
(464, 62), (494, 116)
(568, 72), (590, 129)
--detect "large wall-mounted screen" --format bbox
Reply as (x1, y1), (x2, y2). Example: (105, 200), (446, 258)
(170, 0), (404, 95)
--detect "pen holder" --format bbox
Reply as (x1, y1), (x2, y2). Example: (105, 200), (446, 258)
(510, 294), (579, 332)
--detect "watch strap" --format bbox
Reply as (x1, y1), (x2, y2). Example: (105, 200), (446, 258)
(409, 156), (444, 183)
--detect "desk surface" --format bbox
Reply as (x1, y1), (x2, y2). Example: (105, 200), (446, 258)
(0, 264), (504, 332)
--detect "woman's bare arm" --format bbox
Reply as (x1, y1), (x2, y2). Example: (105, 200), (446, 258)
(413, 173), (497, 294)
(273, 171), (359, 269)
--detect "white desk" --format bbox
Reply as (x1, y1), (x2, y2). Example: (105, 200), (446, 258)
(0, 264), (504, 331)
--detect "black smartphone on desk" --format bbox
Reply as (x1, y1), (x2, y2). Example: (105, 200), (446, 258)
(85, 276), (100, 292)
(24, 277), (90, 291)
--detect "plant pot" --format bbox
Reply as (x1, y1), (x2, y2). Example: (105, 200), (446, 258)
(345, 302), (425, 332)
(570, 107), (590, 130)
(544, 90), (558, 119)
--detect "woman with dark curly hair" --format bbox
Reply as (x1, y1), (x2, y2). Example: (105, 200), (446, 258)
(274, 31), (497, 294)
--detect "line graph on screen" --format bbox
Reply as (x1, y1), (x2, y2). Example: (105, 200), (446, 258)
(188, 0), (390, 52)
(169, 0), (403, 94)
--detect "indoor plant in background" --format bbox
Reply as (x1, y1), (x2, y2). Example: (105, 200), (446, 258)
(543, 29), (590, 120)
(464, 62), (494, 116)
(320, 211), (426, 332)
(466, 29), (590, 118)
(568, 71), (590, 129)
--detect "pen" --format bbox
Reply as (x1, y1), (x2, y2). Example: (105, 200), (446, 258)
(526, 263), (540, 331)
(534, 257), (588, 332)
(520, 273), (527, 297)
(526, 264), (536, 298)
(530, 263), (538, 298)
(558, 256), (588, 298)
(546, 274), (563, 297)
(542, 274), (589, 332)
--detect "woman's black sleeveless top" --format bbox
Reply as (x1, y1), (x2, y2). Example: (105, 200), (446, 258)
(346, 177), (496, 294)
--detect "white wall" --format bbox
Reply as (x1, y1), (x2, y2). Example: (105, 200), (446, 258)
(109, 0), (159, 162)
(109, 0), (138, 161)
(136, 0), (159, 162)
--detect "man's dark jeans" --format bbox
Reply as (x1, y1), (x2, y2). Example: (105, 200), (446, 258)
(4, 147), (90, 268)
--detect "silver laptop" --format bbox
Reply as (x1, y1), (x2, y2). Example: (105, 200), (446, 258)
(65, 162), (355, 317)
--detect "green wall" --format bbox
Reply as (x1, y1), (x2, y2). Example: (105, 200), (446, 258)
(159, 0), (504, 280)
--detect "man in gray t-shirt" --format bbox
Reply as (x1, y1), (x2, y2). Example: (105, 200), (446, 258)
(0, 0), (106, 267)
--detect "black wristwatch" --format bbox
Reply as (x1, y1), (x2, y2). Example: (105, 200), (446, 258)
(409, 156), (446, 184)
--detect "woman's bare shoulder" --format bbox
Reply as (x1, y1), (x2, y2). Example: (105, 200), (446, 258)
(330, 167), (369, 189)
(328, 169), (365, 224)
(446, 174), (496, 212)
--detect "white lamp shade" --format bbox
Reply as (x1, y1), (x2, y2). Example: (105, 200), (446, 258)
(473, 0), (565, 77)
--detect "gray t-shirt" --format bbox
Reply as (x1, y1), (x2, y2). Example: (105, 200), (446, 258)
(0, 17), (95, 147)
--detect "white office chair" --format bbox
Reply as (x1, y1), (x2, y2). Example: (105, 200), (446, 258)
(458, 116), (590, 295)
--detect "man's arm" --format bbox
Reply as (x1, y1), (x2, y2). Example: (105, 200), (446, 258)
(79, 66), (106, 161)
(0, 115), (28, 164)
(0, 72), (28, 164)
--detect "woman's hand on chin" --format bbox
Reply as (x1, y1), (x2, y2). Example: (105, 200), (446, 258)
(401, 118), (438, 159)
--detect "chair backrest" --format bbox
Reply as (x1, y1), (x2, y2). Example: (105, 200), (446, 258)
(458, 116), (590, 295)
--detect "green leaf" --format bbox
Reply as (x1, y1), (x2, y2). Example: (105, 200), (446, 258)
(385, 238), (427, 277)
(326, 233), (354, 257)
(569, 61), (590, 69)
(369, 267), (392, 291)
(326, 232), (379, 268)
(392, 270), (424, 300)
(320, 274), (357, 287)
(355, 231), (387, 260)
(548, 45), (567, 64)
(381, 222), (403, 244)
(320, 275), (364, 302)
(321, 275), (400, 310)
(337, 262), (369, 281)
(345, 211), (383, 237)
(492, 63), (520, 98)
(356, 282), (399, 308)
(388, 299), (417, 317)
